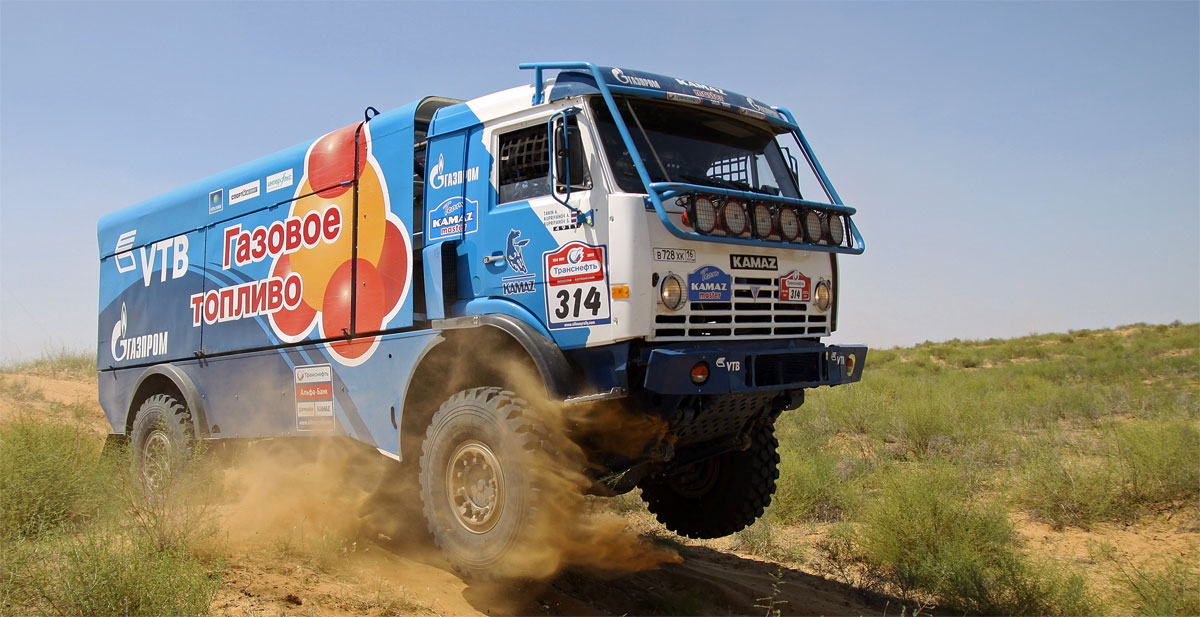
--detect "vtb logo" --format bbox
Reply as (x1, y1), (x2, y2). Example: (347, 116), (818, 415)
(113, 229), (190, 287)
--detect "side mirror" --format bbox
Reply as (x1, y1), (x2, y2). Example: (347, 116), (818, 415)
(554, 121), (590, 193)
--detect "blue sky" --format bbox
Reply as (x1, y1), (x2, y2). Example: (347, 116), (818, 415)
(1, 1), (1197, 362)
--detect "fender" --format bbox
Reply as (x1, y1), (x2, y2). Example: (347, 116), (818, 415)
(433, 312), (574, 400)
(128, 363), (210, 439)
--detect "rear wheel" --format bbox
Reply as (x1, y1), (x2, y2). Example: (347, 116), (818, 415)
(418, 387), (563, 579)
(130, 393), (194, 492)
(639, 423), (779, 539)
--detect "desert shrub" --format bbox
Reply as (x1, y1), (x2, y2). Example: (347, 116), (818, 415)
(773, 451), (860, 523)
(1020, 420), (1199, 528)
(31, 531), (220, 617)
(1114, 420), (1200, 507)
(0, 417), (116, 540)
(1018, 451), (1123, 529)
(730, 513), (798, 562)
(851, 465), (1094, 615)
(2, 348), (96, 381)
(1117, 556), (1200, 616)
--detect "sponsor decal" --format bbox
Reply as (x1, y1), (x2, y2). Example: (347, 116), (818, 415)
(543, 242), (611, 330)
(114, 234), (190, 286)
(611, 68), (661, 89)
(653, 247), (696, 263)
(258, 122), (411, 367)
(675, 78), (726, 96)
(208, 189), (224, 214)
(266, 168), (294, 193)
(110, 303), (169, 362)
(779, 270), (811, 302)
(716, 356), (742, 372)
(730, 254), (778, 271)
(505, 229), (531, 274)
(539, 209), (583, 231)
(745, 97), (784, 120)
(189, 273), (303, 326)
(114, 230), (137, 273)
(688, 265), (732, 302)
(294, 364), (335, 431)
(221, 207), (342, 270)
(502, 279), (536, 296)
(427, 196), (478, 241)
(229, 179), (260, 205)
(427, 153), (480, 190)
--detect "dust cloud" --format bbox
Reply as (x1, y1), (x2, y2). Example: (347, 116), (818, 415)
(204, 343), (680, 592)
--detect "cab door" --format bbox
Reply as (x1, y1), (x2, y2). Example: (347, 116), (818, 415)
(478, 109), (612, 348)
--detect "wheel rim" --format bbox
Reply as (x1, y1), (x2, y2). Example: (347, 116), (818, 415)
(141, 429), (173, 491)
(446, 440), (505, 534)
(671, 457), (721, 499)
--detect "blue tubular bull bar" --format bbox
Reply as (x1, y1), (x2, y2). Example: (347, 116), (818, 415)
(519, 62), (866, 256)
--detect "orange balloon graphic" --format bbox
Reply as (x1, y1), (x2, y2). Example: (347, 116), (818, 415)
(308, 124), (367, 198)
(322, 258), (385, 360)
(378, 221), (409, 309)
(269, 254), (316, 337)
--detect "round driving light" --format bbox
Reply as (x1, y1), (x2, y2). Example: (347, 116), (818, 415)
(845, 354), (856, 377)
(660, 274), (685, 311)
(693, 197), (717, 234)
(690, 362), (710, 385)
(814, 280), (832, 311)
(778, 208), (801, 242)
(804, 210), (824, 243)
(829, 214), (845, 246)
(752, 203), (774, 238)
(721, 200), (749, 236)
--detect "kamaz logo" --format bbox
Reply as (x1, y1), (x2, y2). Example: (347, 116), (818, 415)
(730, 254), (778, 271)
(506, 229), (531, 274)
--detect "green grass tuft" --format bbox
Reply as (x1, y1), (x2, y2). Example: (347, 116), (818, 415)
(0, 416), (119, 541)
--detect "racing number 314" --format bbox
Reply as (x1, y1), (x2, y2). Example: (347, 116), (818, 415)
(554, 286), (603, 319)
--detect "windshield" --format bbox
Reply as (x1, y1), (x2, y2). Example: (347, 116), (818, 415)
(590, 96), (803, 199)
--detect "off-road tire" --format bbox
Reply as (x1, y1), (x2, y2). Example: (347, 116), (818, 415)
(130, 393), (194, 493)
(639, 423), (780, 539)
(418, 387), (561, 579)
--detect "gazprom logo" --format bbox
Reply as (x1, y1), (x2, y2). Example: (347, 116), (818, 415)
(611, 68), (661, 89)
(110, 303), (169, 362)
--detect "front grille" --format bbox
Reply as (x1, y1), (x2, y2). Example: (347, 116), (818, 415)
(754, 352), (822, 387)
(653, 276), (829, 340)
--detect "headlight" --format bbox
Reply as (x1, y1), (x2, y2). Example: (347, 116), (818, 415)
(721, 200), (749, 236)
(828, 215), (845, 246)
(804, 210), (823, 243)
(660, 273), (685, 311)
(692, 197), (717, 234)
(752, 203), (774, 238)
(778, 207), (801, 242)
(814, 280), (832, 311)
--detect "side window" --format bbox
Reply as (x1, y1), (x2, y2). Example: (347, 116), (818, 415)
(498, 125), (550, 203)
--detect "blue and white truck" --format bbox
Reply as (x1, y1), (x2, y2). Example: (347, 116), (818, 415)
(97, 62), (866, 577)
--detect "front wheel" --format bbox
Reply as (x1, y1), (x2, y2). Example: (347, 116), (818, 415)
(418, 387), (566, 579)
(130, 393), (194, 492)
(639, 423), (780, 539)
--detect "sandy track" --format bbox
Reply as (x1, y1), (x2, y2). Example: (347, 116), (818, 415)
(3, 372), (881, 616)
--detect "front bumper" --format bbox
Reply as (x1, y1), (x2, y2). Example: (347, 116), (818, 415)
(642, 340), (866, 396)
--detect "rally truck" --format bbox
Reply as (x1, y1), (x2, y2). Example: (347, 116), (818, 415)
(97, 61), (866, 577)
